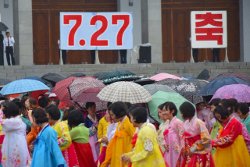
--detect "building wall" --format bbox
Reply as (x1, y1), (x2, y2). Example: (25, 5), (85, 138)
(0, 0), (14, 34)
(240, 0), (250, 62)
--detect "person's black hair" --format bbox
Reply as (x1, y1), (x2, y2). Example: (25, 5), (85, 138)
(85, 102), (96, 109)
(68, 110), (84, 128)
(110, 101), (127, 119)
(213, 105), (230, 120)
(32, 108), (48, 124)
(208, 98), (221, 106)
(62, 106), (75, 121)
(107, 102), (112, 108)
(29, 97), (38, 106)
(129, 107), (148, 124)
(2, 101), (20, 118)
(158, 103), (165, 110)
(220, 98), (238, 114)
(45, 104), (61, 121)
(12, 98), (22, 109)
(237, 103), (249, 115)
(179, 102), (196, 120)
(51, 99), (60, 107)
(163, 102), (178, 116)
(38, 95), (50, 108)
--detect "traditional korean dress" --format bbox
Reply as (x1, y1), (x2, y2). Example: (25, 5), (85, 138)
(1, 116), (30, 167)
(181, 116), (214, 167)
(101, 116), (135, 167)
(69, 123), (96, 167)
(157, 120), (169, 153)
(31, 124), (66, 167)
(212, 117), (250, 167)
(85, 114), (99, 161)
(124, 122), (165, 167)
(163, 116), (184, 167)
(53, 120), (79, 167)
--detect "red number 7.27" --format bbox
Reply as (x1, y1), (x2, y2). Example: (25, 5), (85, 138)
(63, 15), (82, 46)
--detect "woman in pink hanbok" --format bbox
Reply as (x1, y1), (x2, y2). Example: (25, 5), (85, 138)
(179, 102), (214, 167)
(162, 102), (184, 167)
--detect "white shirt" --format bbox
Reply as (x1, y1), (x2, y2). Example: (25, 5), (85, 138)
(3, 36), (15, 47)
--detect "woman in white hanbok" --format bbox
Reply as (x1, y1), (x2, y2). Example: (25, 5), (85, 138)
(1, 101), (30, 167)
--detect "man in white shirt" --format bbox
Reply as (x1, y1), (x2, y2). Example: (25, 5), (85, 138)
(3, 31), (15, 65)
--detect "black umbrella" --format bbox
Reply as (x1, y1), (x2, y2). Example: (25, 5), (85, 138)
(0, 22), (8, 31)
(68, 73), (86, 77)
(41, 73), (65, 87)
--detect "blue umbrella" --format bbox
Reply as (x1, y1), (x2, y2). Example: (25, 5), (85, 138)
(199, 76), (250, 96)
(24, 76), (53, 88)
(0, 79), (50, 95)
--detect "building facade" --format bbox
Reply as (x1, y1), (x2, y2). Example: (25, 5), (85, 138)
(0, 0), (250, 65)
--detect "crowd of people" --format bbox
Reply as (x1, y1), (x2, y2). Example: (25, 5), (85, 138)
(0, 93), (249, 167)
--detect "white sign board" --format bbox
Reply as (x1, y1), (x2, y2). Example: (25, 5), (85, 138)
(191, 11), (227, 48)
(60, 12), (133, 50)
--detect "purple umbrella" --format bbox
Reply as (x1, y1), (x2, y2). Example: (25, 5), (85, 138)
(211, 84), (250, 102)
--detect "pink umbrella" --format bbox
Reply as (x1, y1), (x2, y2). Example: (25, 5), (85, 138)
(211, 84), (250, 102)
(52, 77), (77, 102)
(150, 73), (182, 81)
(69, 77), (106, 109)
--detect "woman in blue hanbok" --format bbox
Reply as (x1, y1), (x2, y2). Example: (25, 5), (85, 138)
(31, 108), (66, 167)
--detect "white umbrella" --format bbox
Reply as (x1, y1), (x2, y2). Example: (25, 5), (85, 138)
(97, 81), (151, 104)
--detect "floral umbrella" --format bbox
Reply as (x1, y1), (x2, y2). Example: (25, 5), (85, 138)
(157, 79), (208, 104)
(69, 77), (106, 110)
(211, 84), (250, 102)
(97, 81), (151, 104)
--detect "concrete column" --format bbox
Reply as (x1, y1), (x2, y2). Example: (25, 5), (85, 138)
(13, 0), (33, 65)
(240, 0), (250, 62)
(118, 0), (142, 64)
(147, 0), (162, 63)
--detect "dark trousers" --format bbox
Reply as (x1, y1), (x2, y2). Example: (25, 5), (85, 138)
(212, 48), (220, 62)
(192, 49), (198, 62)
(90, 50), (95, 64)
(5, 46), (15, 65)
(120, 50), (127, 64)
(61, 50), (67, 64)
(0, 48), (3, 65)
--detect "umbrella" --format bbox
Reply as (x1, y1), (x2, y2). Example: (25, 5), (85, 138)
(94, 70), (140, 84)
(24, 76), (53, 88)
(0, 22), (8, 31)
(143, 84), (175, 95)
(199, 76), (250, 96)
(97, 81), (152, 104)
(196, 69), (210, 80)
(157, 79), (208, 104)
(134, 78), (155, 85)
(148, 91), (194, 122)
(0, 79), (50, 95)
(69, 77), (105, 104)
(211, 72), (250, 83)
(211, 84), (250, 102)
(53, 77), (77, 102)
(150, 73), (182, 81)
(68, 73), (86, 77)
(41, 73), (65, 87)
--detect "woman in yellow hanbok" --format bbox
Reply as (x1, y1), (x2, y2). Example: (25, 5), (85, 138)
(212, 106), (250, 167)
(101, 102), (135, 167)
(122, 107), (166, 167)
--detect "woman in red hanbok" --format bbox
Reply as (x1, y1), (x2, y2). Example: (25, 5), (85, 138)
(179, 102), (214, 167)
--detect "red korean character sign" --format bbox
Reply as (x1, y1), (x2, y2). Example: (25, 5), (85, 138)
(60, 12), (133, 50)
(191, 11), (227, 48)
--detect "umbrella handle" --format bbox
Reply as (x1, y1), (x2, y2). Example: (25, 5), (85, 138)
(145, 103), (160, 124)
